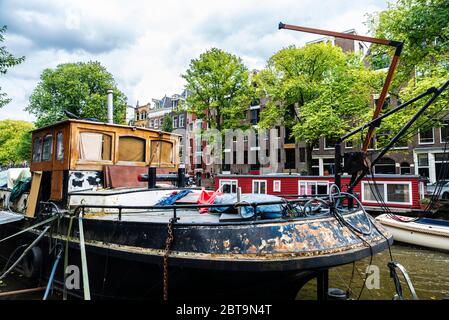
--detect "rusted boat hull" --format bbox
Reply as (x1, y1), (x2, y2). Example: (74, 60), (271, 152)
(0, 210), (392, 299)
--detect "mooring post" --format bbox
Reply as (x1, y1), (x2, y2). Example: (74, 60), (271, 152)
(177, 167), (186, 188)
(317, 269), (329, 300)
(148, 167), (156, 189)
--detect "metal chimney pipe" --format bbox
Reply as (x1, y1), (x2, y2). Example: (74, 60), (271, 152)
(107, 89), (113, 124)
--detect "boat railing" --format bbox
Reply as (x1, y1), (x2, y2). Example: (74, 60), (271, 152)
(70, 193), (354, 222)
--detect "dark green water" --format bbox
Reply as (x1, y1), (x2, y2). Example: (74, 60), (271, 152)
(298, 243), (449, 300)
(1, 244), (448, 300)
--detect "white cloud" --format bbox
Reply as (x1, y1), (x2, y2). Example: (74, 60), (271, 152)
(0, 0), (391, 122)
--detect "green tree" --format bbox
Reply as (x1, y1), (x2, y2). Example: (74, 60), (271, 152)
(367, 0), (449, 145)
(0, 25), (25, 108)
(257, 43), (382, 173)
(0, 120), (34, 165)
(161, 114), (173, 132)
(367, 0), (449, 90)
(27, 61), (127, 128)
(182, 48), (254, 132)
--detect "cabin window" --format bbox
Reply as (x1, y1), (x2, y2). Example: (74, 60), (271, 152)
(362, 181), (412, 204)
(32, 137), (43, 162)
(387, 184), (411, 203)
(56, 132), (64, 161)
(252, 180), (267, 194)
(118, 136), (145, 162)
(78, 132), (112, 161)
(220, 180), (237, 194)
(362, 182), (384, 202)
(273, 180), (281, 192)
(42, 134), (53, 161)
(150, 140), (174, 165)
(299, 181), (329, 196)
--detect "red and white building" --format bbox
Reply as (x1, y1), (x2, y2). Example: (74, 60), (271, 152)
(215, 174), (427, 213)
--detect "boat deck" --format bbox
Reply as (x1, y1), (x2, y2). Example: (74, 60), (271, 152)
(84, 208), (224, 224)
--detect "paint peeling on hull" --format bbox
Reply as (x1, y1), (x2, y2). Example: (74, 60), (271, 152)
(35, 209), (391, 271)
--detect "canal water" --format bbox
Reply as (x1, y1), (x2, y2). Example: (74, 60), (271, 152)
(1, 243), (448, 300)
(298, 243), (449, 300)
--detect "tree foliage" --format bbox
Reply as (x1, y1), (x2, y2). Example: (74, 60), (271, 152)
(27, 61), (127, 128)
(258, 43), (382, 140)
(367, 0), (449, 89)
(182, 48), (254, 132)
(0, 25), (25, 108)
(257, 43), (382, 171)
(0, 120), (34, 165)
(161, 114), (173, 132)
(367, 0), (449, 145)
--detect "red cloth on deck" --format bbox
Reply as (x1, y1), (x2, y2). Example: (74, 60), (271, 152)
(197, 188), (222, 213)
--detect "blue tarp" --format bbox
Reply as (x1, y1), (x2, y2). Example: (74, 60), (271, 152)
(209, 193), (284, 219)
(156, 190), (192, 206)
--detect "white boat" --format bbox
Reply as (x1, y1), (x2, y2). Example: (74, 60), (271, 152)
(376, 214), (449, 251)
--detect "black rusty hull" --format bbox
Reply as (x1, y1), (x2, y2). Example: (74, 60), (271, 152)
(0, 210), (392, 299)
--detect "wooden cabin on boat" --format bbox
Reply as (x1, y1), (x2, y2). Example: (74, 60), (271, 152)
(215, 174), (427, 213)
(25, 119), (181, 216)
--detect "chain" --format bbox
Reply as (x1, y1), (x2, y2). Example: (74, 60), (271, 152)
(163, 217), (177, 300)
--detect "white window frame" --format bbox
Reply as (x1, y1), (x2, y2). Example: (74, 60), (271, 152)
(440, 123), (449, 143)
(219, 179), (238, 194)
(323, 137), (336, 150)
(345, 140), (353, 149)
(179, 114), (185, 127)
(361, 181), (412, 205)
(273, 180), (281, 193)
(252, 180), (267, 194)
(418, 128), (434, 144)
(154, 119), (159, 128)
(313, 140), (320, 151)
(298, 180), (330, 196)
(173, 116), (178, 129)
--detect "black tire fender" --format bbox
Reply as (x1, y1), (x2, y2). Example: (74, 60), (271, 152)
(22, 246), (43, 279)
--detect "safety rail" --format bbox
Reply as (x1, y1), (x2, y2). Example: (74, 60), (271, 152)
(71, 193), (355, 222)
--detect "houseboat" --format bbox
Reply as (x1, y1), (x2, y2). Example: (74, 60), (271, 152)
(0, 118), (394, 300)
(215, 174), (427, 214)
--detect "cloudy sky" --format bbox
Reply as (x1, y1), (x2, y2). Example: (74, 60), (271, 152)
(0, 0), (392, 122)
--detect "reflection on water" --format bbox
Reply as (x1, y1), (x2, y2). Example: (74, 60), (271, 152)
(298, 244), (449, 300)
